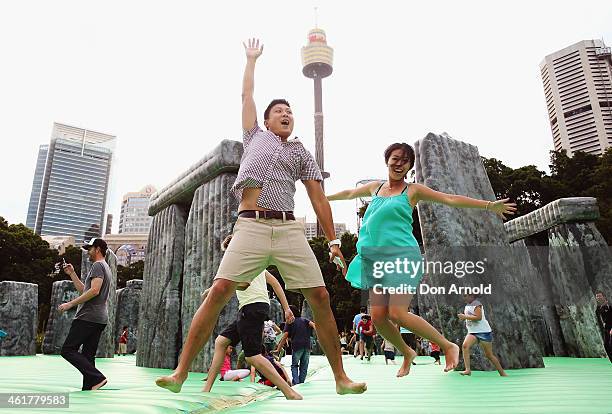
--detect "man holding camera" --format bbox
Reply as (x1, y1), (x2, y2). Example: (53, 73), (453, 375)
(59, 237), (112, 391)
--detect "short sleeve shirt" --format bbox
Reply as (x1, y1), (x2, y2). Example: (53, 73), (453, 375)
(284, 317), (313, 351)
(232, 122), (323, 211)
(74, 260), (111, 324)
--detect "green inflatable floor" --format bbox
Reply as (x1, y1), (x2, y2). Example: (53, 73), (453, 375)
(0, 354), (610, 413)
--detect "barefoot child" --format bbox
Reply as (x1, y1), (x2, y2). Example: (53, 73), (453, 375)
(458, 294), (507, 376)
(383, 338), (396, 365)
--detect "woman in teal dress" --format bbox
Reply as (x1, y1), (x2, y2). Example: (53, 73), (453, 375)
(327, 143), (515, 376)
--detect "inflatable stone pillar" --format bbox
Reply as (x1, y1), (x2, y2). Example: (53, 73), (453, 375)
(414, 132), (544, 370)
(269, 298), (284, 325)
(182, 174), (239, 372)
(548, 223), (607, 357)
(137, 140), (243, 370)
(0, 282), (37, 356)
(137, 204), (187, 369)
(42, 280), (79, 354)
(115, 279), (143, 354)
(505, 197), (610, 357)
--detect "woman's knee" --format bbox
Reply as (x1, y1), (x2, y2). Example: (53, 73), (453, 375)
(370, 307), (389, 325)
(387, 306), (406, 323)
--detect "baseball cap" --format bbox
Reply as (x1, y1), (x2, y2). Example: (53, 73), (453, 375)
(82, 237), (108, 251)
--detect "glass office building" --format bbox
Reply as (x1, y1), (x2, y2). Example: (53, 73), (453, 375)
(26, 123), (116, 244)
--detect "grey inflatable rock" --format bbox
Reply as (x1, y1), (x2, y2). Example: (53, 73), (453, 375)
(414, 132), (544, 370)
(148, 140), (242, 216)
(42, 280), (79, 354)
(0, 282), (37, 356)
(269, 298), (284, 325)
(546, 223), (607, 357)
(115, 279), (143, 354)
(181, 174), (239, 372)
(137, 204), (187, 369)
(506, 199), (611, 357)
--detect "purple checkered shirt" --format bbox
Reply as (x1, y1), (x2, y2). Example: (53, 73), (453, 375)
(232, 122), (323, 211)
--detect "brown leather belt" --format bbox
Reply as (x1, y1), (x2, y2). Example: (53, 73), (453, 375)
(238, 210), (296, 220)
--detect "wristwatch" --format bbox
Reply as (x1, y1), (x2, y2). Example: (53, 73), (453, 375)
(328, 239), (341, 249)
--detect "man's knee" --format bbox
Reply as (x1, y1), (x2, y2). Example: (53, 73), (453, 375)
(209, 279), (238, 302)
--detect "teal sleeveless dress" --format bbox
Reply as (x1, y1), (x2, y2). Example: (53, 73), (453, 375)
(346, 182), (423, 290)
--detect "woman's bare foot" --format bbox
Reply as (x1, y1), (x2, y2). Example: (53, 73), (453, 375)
(459, 370), (471, 376)
(156, 372), (187, 393)
(499, 371), (508, 377)
(443, 343), (460, 372)
(91, 378), (107, 390)
(336, 378), (367, 395)
(396, 349), (417, 377)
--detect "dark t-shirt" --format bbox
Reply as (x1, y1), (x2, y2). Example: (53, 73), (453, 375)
(74, 260), (111, 324)
(285, 317), (313, 351)
(596, 304), (612, 331)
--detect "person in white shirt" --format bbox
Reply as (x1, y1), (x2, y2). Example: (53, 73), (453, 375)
(457, 294), (507, 376)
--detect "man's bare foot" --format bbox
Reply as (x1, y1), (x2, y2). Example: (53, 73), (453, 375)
(336, 379), (367, 395)
(459, 370), (471, 376)
(443, 343), (460, 372)
(156, 373), (187, 393)
(283, 388), (303, 400)
(397, 349), (417, 377)
(91, 378), (107, 390)
(499, 371), (508, 377)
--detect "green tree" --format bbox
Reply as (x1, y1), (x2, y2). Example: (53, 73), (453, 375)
(117, 260), (145, 288)
(307, 232), (361, 332)
(482, 148), (612, 243)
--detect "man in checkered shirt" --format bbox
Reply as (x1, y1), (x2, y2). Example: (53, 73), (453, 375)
(156, 38), (366, 396)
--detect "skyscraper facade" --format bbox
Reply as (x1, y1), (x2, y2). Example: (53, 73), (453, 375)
(118, 185), (156, 234)
(540, 39), (612, 156)
(26, 123), (116, 243)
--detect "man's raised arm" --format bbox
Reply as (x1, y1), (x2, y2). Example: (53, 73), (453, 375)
(242, 38), (263, 131)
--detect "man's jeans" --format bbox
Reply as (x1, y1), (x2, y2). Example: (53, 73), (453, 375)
(291, 348), (310, 384)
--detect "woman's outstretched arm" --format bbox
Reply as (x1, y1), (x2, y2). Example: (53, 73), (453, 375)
(411, 183), (517, 220)
(327, 181), (381, 201)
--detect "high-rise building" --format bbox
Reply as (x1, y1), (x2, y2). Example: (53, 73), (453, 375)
(26, 123), (116, 244)
(118, 185), (156, 234)
(26, 145), (49, 229)
(297, 217), (347, 240)
(105, 214), (113, 235)
(540, 39), (612, 156)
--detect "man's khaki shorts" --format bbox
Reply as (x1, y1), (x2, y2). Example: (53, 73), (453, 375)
(215, 217), (325, 291)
